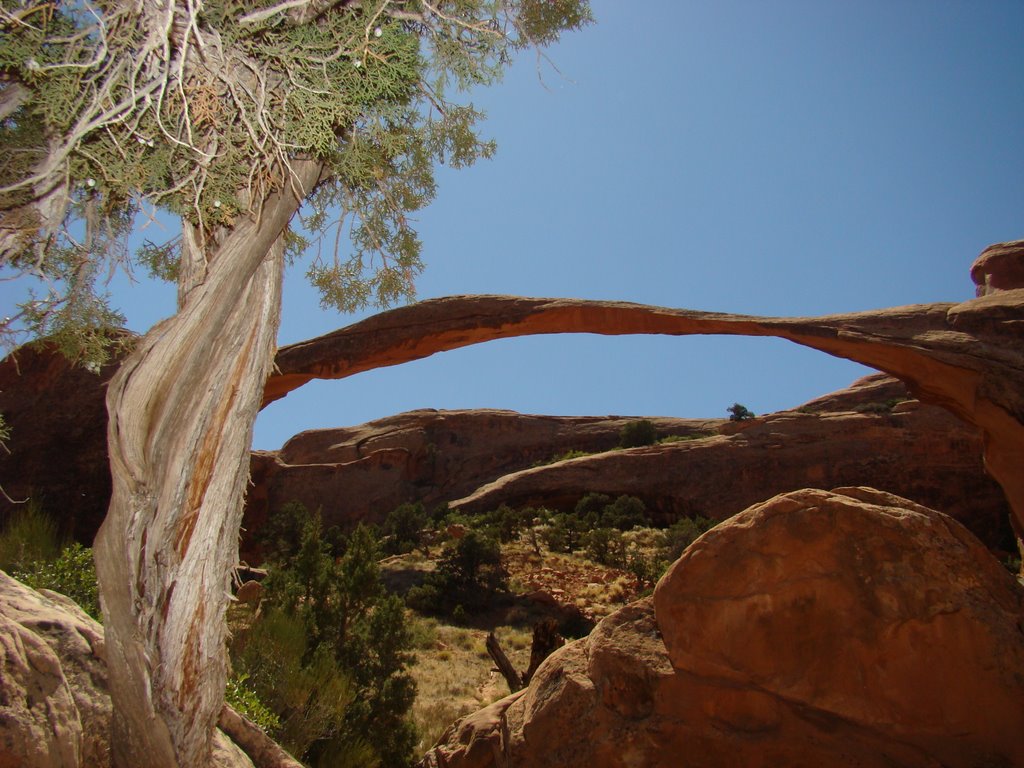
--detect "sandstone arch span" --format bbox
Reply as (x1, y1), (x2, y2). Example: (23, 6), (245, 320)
(263, 288), (1024, 534)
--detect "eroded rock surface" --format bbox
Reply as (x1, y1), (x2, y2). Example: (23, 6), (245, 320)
(450, 393), (1010, 548)
(265, 243), (1024, 534)
(0, 338), (130, 541)
(0, 571), (110, 768)
(422, 488), (1024, 768)
(0, 572), (261, 768)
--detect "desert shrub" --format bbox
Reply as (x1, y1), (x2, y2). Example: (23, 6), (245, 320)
(14, 542), (100, 619)
(662, 516), (716, 562)
(583, 527), (627, 567)
(437, 530), (503, 590)
(406, 531), (507, 617)
(727, 403), (755, 421)
(381, 502), (429, 555)
(224, 673), (281, 733)
(258, 500), (345, 561)
(619, 419), (657, 448)
(250, 505), (418, 767)
(0, 500), (62, 571)
(574, 492), (611, 522)
(658, 432), (713, 443)
(542, 511), (587, 553)
(599, 495), (648, 530)
(626, 550), (667, 589)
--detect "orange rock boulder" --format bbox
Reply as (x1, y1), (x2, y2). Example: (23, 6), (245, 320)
(422, 488), (1024, 768)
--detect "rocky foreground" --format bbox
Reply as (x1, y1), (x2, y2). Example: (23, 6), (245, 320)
(421, 488), (1024, 768)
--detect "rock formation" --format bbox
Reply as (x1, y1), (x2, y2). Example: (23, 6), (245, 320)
(421, 488), (1024, 768)
(0, 338), (130, 541)
(264, 241), (1024, 536)
(0, 570), (300, 768)
(449, 395), (1011, 548)
(245, 375), (1012, 553)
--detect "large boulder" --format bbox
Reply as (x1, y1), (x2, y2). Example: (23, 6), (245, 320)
(0, 572), (261, 768)
(0, 571), (110, 767)
(421, 488), (1024, 768)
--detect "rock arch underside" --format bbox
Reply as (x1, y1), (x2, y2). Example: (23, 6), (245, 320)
(264, 242), (1024, 538)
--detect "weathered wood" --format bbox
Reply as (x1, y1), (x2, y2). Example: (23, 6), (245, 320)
(522, 618), (563, 686)
(218, 705), (305, 768)
(94, 160), (323, 768)
(486, 631), (523, 693)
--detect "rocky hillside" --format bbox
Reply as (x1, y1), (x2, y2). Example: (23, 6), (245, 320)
(0, 345), (1013, 555)
(243, 373), (1013, 556)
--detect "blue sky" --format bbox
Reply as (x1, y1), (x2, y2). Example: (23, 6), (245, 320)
(6, 1), (1024, 451)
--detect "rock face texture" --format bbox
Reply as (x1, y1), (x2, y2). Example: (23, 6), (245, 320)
(421, 488), (1024, 768)
(0, 570), (110, 768)
(971, 238), (1024, 296)
(0, 572), (261, 768)
(450, 395), (1011, 548)
(264, 242), (1024, 536)
(244, 411), (719, 551)
(0, 339), (129, 541)
(244, 374), (1012, 553)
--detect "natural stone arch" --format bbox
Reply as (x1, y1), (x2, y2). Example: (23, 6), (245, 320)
(262, 289), (1024, 535)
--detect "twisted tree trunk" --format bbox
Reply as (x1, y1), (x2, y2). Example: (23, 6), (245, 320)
(94, 161), (322, 767)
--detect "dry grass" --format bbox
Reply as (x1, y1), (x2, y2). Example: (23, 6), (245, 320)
(409, 621), (532, 754)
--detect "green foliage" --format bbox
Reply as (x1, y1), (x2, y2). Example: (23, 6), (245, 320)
(543, 495), (651, 554)
(853, 398), (906, 415)
(0, 0), (593, 358)
(619, 419), (657, 448)
(231, 609), (357, 761)
(0, 500), (61, 572)
(662, 516), (716, 562)
(658, 432), (713, 443)
(13, 541), (100, 620)
(406, 530), (507, 617)
(224, 673), (281, 734)
(583, 527), (627, 567)
(437, 530), (504, 590)
(248, 504), (418, 767)
(381, 502), (429, 555)
(727, 403), (755, 421)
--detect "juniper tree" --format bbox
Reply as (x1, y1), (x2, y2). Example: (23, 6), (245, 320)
(0, 2), (591, 765)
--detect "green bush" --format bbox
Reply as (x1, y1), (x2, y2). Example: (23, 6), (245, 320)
(225, 673), (281, 733)
(14, 542), (100, 620)
(0, 500), (62, 571)
(583, 527), (626, 567)
(381, 502), (429, 555)
(247, 504), (417, 767)
(662, 516), (716, 562)
(727, 403), (755, 421)
(619, 419), (657, 448)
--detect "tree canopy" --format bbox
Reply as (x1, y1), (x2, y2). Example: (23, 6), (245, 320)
(0, 0), (591, 358)
(1, 2), (592, 766)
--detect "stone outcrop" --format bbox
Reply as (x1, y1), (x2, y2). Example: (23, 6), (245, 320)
(244, 411), (718, 552)
(449, 396), (1012, 548)
(0, 571), (297, 768)
(0, 337), (130, 541)
(2, 337), (1012, 553)
(421, 488), (1024, 768)
(0, 570), (111, 767)
(244, 374), (1012, 552)
(264, 242), (1024, 536)
(971, 238), (1024, 296)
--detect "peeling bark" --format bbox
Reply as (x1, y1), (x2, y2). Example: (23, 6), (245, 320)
(94, 161), (322, 768)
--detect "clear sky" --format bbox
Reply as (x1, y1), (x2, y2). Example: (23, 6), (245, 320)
(6, 1), (1024, 451)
